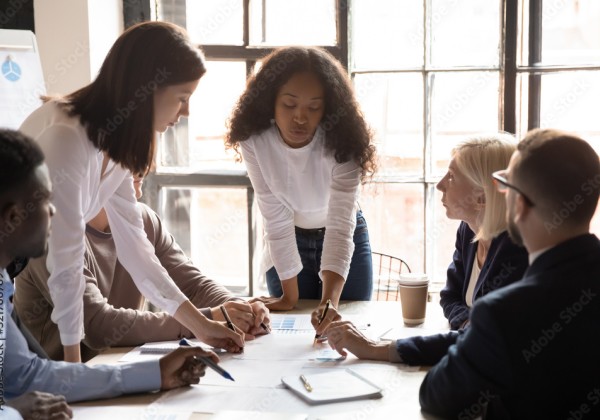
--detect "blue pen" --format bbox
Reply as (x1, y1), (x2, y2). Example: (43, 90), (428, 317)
(179, 338), (235, 381)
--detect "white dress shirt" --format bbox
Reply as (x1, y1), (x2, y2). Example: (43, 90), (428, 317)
(19, 101), (186, 345)
(240, 124), (360, 280)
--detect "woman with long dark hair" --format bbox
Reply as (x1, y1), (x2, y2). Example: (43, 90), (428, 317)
(20, 21), (243, 362)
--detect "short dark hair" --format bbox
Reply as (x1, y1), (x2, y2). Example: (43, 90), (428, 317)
(0, 129), (45, 196)
(226, 46), (376, 180)
(514, 128), (600, 227)
(63, 21), (206, 175)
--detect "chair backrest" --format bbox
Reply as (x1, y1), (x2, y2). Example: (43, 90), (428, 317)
(371, 251), (411, 301)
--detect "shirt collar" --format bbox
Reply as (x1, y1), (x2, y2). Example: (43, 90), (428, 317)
(528, 246), (552, 265)
(1, 268), (14, 314)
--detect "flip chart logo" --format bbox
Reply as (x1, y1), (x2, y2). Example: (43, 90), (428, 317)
(2, 56), (21, 82)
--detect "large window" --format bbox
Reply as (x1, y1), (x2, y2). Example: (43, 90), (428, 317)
(146, 0), (600, 295)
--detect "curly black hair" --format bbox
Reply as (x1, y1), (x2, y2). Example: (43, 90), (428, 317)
(0, 129), (45, 195)
(226, 46), (376, 180)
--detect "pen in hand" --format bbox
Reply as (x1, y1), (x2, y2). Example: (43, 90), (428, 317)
(313, 298), (331, 345)
(220, 305), (236, 332)
(179, 338), (235, 382)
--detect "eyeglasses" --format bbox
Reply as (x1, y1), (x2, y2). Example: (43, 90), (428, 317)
(492, 170), (535, 207)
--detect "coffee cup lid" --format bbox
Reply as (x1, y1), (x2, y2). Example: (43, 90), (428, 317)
(397, 273), (429, 286)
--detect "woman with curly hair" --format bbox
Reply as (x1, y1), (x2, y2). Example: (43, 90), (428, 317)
(226, 46), (377, 332)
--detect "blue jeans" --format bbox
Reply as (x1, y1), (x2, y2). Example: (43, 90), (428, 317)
(266, 211), (373, 301)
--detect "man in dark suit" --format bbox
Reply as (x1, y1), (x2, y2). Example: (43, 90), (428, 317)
(419, 128), (600, 418)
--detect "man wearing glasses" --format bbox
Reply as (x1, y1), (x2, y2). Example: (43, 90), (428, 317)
(420, 129), (600, 419)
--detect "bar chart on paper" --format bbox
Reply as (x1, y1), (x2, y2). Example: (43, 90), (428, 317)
(270, 314), (314, 333)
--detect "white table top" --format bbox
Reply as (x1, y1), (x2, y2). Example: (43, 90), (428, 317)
(75, 300), (449, 420)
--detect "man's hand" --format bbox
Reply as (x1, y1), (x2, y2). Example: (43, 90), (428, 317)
(326, 320), (389, 361)
(249, 300), (271, 335)
(7, 391), (73, 419)
(159, 347), (217, 390)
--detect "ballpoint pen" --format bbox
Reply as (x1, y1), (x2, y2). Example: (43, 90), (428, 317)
(299, 374), (313, 392)
(313, 298), (331, 345)
(220, 305), (236, 332)
(179, 338), (235, 381)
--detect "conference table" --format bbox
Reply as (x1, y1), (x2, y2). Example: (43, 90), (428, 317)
(73, 300), (450, 419)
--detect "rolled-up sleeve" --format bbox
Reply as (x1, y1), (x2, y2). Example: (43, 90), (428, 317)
(320, 160), (360, 279)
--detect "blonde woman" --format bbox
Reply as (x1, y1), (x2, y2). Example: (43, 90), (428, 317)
(438, 134), (529, 330)
(325, 134), (529, 366)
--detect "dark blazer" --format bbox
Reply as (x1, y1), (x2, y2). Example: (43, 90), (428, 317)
(440, 222), (529, 329)
(420, 234), (600, 419)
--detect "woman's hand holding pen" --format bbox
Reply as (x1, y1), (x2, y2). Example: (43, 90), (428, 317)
(311, 300), (342, 338)
(212, 301), (271, 339)
(174, 301), (244, 353)
(159, 346), (217, 389)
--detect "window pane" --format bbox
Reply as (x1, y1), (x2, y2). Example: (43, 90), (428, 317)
(430, 0), (501, 67)
(249, 0), (336, 46)
(540, 0), (600, 65)
(538, 71), (600, 152)
(430, 71), (501, 175)
(186, 0), (244, 45)
(354, 73), (424, 177)
(351, 0), (424, 70)
(160, 187), (250, 295)
(157, 61), (247, 171)
(359, 183), (425, 274)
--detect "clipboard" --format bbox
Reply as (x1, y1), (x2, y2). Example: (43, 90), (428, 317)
(281, 368), (383, 405)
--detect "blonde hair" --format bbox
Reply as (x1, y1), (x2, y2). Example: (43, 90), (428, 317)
(452, 133), (516, 242)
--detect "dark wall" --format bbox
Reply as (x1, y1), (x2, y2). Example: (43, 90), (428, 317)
(0, 0), (34, 31)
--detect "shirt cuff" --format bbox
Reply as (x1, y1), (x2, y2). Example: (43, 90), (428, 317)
(277, 263), (303, 281)
(120, 360), (162, 394)
(2, 406), (24, 420)
(58, 331), (85, 347)
(200, 307), (212, 319)
(388, 341), (404, 363)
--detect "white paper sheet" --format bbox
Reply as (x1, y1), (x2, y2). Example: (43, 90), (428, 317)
(72, 406), (191, 420)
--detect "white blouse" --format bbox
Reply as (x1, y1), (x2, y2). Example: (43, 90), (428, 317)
(20, 101), (186, 346)
(240, 124), (360, 281)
